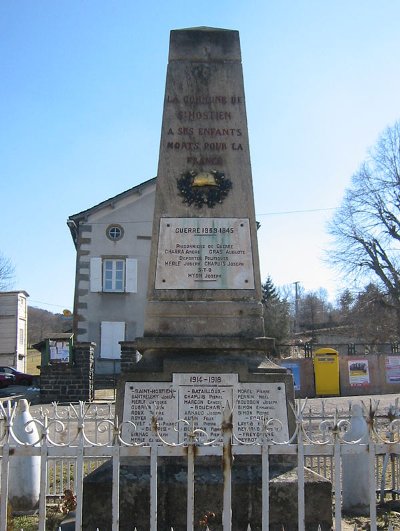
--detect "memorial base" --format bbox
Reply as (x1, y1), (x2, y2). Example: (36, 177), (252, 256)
(117, 338), (296, 439)
(82, 457), (332, 531)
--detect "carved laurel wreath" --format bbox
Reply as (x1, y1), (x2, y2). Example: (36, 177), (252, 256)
(177, 170), (232, 208)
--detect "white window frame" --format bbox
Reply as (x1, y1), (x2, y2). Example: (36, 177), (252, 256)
(103, 259), (125, 292)
(19, 328), (24, 346)
(106, 224), (124, 241)
(90, 257), (138, 293)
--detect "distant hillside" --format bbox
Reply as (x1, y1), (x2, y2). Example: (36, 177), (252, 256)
(28, 307), (72, 347)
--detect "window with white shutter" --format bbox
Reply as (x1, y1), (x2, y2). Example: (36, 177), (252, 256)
(126, 259), (138, 293)
(100, 321), (125, 359)
(90, 257), (102, 292)
(90, 257), (138, 293)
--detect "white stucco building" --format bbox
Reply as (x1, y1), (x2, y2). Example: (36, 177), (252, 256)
(0, 291), (29, 371)
(68, 178), (156, 375)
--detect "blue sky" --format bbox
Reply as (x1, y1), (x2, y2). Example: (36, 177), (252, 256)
(1, 1), (400, 311)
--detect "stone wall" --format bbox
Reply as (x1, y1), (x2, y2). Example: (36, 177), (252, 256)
(277, 353), (400, 398)
(120, 341), (141, 374)
(40, 342), (95, 403)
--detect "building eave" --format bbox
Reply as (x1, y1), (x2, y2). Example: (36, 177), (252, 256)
(67, 177), (156, 247)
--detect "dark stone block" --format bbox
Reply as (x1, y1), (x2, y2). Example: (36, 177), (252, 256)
(269, 467), (332, 531)
(82, 457), (332, 531)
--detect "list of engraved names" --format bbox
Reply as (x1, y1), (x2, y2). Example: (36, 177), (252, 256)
(155, 217), (255, 289)
(122, 374), (289, 444)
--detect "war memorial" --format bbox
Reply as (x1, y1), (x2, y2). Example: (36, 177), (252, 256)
(83, 27), (331, 530)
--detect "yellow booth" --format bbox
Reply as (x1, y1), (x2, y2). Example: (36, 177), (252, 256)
(313, 348), (340, 396)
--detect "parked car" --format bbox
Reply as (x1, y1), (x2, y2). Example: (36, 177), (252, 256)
(0, 367), (34, 385)
(0, 373), (15, 388)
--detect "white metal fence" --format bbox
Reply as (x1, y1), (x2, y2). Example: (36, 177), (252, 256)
(1, 398), (400, 530)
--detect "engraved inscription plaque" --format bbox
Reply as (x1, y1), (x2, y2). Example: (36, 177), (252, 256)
(155, 217), (255, 289)
(123, 374), (289, 444)
(122, 383), (178, 444)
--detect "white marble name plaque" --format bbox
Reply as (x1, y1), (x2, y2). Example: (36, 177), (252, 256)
(174, 373), (236, 441)
(155, 217), (255, 289)
(236, 383), (289, 443)
(122, 383), (178, 444)
(122, 374), (289, 444)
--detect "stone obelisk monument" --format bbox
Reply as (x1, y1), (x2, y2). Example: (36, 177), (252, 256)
(115, 25), (295, 439)
(83, 28), (332, 531)
(116, 27), (294, 440)
(145, 26), (264, 343)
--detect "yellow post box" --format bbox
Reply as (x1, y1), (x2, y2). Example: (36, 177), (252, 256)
(313, 348), (340, 396)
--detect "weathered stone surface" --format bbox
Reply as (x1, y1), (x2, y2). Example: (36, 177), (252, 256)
(83, 459), (332, 531)
(134, 335), (275, 351)
(269, 467), (333, 531)
(117, 347), (296, 436)
(144, 26), (264, 339)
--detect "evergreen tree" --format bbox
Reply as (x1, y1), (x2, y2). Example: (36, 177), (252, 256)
(262, 275), (279, 303)
(261, 276), (290, 345)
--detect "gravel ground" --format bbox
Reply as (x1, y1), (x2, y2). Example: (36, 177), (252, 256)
(302, 393), (400, 415)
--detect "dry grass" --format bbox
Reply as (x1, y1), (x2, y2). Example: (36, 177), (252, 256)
(27, 349), (41, 375)
(342, 501), (400, 529)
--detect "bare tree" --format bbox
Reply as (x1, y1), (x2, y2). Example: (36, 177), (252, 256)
(0, 252), (15, 291)
(28, 307), (72, 346)
(297, 289), (333, 332)
(328, 121), (400, 334)
(351, 284), (398, 344)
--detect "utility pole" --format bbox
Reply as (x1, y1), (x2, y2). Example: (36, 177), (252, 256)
(293, 281), (300, 334)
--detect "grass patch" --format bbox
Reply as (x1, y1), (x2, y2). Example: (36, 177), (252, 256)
(11, 508), (64, 531)
(27, 349), (41, 375)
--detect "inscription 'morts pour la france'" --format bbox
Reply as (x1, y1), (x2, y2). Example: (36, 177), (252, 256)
(155, 217), (255, 289)
(165, 93), (245, 167)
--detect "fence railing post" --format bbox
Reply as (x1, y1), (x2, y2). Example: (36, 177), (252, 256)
(150, 443), (158, 531)
(297, 418), (305, 531)
(187, 441), (195, 531)
(222, 403), (233, 531)
(111, 442), (120, 531)
(0, 440), (10, 531)
(261, 442), (269, 531)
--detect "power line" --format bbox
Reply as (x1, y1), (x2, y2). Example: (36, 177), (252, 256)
(74, 208), (337, 223)
(29, 299), (71, 310)
(257, 207), (336, 216)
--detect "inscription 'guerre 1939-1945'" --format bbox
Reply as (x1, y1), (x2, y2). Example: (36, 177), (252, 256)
(155, 217), (255, 289)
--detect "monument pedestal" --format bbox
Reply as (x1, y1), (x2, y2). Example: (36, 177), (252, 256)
(83, 457), (332, 531)
(117, 337), (296, 445)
